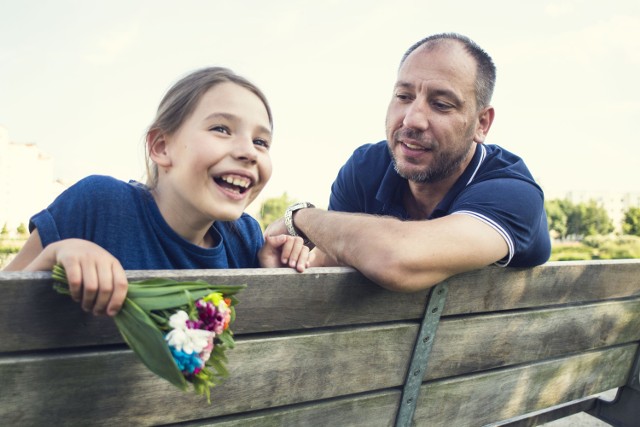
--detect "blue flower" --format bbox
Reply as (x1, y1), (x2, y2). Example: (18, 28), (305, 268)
(169, 346), (204, 374)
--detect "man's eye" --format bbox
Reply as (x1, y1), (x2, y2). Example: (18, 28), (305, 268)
(210, 125), (230, 134)
(395, 93), (412, 101)
(432, 101), (452, 111)
(253, 138), (270, 149)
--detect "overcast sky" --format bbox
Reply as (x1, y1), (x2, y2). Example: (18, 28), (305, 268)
(2, 0), (639, 212)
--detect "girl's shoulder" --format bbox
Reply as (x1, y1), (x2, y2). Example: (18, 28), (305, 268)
(59, 175), (146, 210)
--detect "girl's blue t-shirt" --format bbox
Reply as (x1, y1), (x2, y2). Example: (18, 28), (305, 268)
(29, 175), (264, 269)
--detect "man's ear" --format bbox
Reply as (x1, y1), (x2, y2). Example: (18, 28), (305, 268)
(147, 129), (171, 167)
(473, 106), (495, 144)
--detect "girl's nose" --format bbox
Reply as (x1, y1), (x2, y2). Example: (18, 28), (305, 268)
(233, 135), (258, 164)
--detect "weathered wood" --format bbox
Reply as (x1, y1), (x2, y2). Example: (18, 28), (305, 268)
(0, 267), (429, 352)
(413, 344), (637, 427)
(426, 298), (640, 379)
(3, 261), (640, 353)
(0, 324), (416, 426)
(443, 259), (640, 315)
(184, 391), (401, 427)
(1, 261), (640, 427)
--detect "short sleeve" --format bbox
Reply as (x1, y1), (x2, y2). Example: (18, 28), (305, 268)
(451, 177), (551, 267)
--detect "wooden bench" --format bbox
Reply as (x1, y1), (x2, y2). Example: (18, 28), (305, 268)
(1, 260), (639, 426)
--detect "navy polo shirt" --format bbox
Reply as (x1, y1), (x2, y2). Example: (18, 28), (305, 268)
(329, 141), (550, 267)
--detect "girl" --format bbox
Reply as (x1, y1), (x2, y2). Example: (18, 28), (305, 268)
(5, 67), (310, 316)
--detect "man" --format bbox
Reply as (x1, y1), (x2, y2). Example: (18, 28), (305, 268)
(269, 32), (550, 292)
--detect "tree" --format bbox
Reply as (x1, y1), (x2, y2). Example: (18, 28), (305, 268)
(566, 200), (613, 238)
(0, 223), (8, 238)
(258, 193), (297, 230)
(622, 206), (640, 236)
(16, 223), (27, 236)
(545, 199), (568, 239)
(547, 198), (613, 239)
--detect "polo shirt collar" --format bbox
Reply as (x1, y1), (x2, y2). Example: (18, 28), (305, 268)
(376, 143), (487, 220)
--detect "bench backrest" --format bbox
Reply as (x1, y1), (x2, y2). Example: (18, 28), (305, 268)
(1, 260), (639, 426)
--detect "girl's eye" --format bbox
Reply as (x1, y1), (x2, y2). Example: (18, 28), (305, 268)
(253, 138), (270, 149)
(210, 125), (230, 134)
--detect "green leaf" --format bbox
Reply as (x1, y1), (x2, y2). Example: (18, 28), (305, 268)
(114, 299), (188, 390)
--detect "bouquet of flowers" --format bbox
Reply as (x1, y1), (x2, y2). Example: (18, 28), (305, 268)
(52, 264), (246, 402)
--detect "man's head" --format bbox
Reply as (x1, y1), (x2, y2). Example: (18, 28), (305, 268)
(386, 33), (496, 184)
(401, 33), (496, 110)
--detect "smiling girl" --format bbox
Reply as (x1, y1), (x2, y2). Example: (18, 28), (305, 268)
(5, 67), (310, 316)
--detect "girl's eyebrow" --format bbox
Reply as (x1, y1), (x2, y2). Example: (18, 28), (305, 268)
(204, 112), (272, 136)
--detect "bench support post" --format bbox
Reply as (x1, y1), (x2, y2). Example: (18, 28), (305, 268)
(587, 344), (640, 427)
(395, 282), (449, 427)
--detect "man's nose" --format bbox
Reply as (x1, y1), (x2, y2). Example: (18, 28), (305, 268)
(402, 101), (429, 130)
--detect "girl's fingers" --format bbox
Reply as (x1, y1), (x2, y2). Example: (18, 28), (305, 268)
(107, 263), (128, 317)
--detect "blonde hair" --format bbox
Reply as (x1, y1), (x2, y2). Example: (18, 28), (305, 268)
(145, 67), (273, 188)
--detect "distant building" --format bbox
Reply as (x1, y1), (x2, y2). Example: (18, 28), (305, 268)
(565, 190), (640, 233)
(0, 126), (67, 237)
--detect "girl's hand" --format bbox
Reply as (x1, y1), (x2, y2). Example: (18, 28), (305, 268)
(29, 238), (128, 317)
(258, 234), (314, 272)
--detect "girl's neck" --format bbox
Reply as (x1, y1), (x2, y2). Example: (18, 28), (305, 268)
(150, 186), (215, 248)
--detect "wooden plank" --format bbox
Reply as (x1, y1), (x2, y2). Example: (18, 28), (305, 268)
(495, 396), (599, 427)
(2, 260), (640, 352)
(413, 344), (637, 427)
(426, 298), (640, 380)
(0, 268), (429, 352)
(443, 260), (640, 315)
(184, 391), (401, 427)
(0, 323), (416, 426)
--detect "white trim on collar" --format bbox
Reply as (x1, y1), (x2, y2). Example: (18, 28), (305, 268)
(466, 144), (487, 186)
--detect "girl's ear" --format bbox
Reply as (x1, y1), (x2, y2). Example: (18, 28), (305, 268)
(147, 129), (171, 167)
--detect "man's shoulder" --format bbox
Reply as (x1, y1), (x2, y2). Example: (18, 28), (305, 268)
(477, 144), (537, 182)
(350, 140), (390, 160)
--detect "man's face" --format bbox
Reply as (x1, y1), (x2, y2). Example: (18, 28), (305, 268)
(385, 41), (483, 184)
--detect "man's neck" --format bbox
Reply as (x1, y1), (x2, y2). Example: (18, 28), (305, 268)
(404, 178), (454, 219)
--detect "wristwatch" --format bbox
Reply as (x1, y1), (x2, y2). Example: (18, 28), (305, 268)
(284, 202), (315, 247)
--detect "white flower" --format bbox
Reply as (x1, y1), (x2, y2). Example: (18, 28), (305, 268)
(165, 310), (214, 354)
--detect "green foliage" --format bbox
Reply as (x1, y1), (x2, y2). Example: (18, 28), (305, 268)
(258, 193), (297, 230)
(1, 223), (8, 236)
(550, 243), (594, 261)
(545, 198), (613, 239)
(551, 236), (640, 261)
(622, 206), (640, 236)
(16, 223), (27, 236)
(545, 200), (568, 238)
(582, 235), (640, 259)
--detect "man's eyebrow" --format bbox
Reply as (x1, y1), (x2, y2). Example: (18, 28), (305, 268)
(429, 88), (463, 104)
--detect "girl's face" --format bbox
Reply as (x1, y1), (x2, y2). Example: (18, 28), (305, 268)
(151, 82), (272, 226)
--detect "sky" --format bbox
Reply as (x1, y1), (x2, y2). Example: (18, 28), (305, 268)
(1, 0), (639, 213)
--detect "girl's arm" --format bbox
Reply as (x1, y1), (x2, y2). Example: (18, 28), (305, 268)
(4, 229), (128, 317)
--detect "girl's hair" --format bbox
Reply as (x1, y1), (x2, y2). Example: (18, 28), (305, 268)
(145, 67), (273, 188)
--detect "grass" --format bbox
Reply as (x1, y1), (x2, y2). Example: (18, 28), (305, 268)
(551, 235), (640, 261)
(0, 238), (26, 269)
